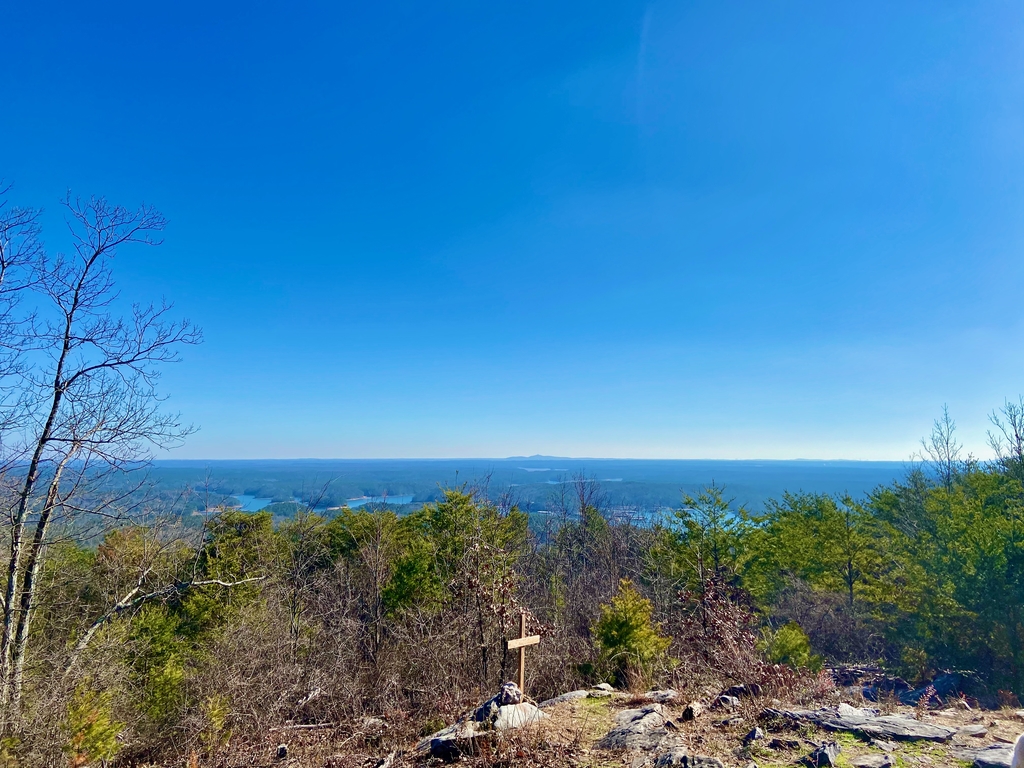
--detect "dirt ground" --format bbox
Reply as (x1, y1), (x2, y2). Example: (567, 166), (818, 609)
(233, 688), (1024, 768)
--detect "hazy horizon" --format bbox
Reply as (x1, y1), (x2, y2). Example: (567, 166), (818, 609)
(154, 456), (912, 464)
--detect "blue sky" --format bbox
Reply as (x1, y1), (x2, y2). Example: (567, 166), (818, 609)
(4, 1), (1024, 459)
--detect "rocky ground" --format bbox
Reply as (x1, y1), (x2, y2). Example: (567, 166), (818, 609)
(256, 681), (1024, 768)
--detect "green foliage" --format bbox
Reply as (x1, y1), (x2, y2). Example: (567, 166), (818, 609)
(745, 492), (889, 606)
(200, 693), (232, 755)
(593, 579), (671, 687)
(759, 621), (822, 671)
(64, 687), (122, 767)
(667, 484), (749, 591)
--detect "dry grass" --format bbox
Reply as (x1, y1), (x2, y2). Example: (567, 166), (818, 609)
(154, 687), (1024, 768)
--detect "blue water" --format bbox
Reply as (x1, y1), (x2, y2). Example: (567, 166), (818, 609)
(346, 494), (415, 508)
(233, 494), (273, 511)
(156, 458), (914, 514)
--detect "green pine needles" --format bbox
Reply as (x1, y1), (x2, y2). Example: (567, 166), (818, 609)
(593, 579), (672, 689)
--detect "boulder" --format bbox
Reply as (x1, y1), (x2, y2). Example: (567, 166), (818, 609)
(804, 741), (841, 768)
(594, 682), (616, 692)
(743, 727), (766, 744)
(416, 683), (548, 761)
(417, 721), (482, 762)
(713, 695), (740, 710)
(538, 690), (590, 708)
(473, 681), (523, 722)
(681, 702), (706, 721)
(899, 673), (962, 707)
(645, 689), (679, 703)
(952, 745), (1015, 768)
(490, 703), (547, 731)
(597, 704), (668, 751)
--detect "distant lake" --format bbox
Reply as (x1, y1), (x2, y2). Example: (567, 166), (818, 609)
(346, 495), (414, 508)
(233, 494), (273, 511)
(157, 458), (915, 515)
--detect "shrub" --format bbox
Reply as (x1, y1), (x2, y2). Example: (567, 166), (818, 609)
(759, 621), (822, 671)
(593, 579), (671, 688)
(64, 687), (122, 767)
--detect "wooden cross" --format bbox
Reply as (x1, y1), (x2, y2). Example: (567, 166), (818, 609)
(506, 612), (540, 694)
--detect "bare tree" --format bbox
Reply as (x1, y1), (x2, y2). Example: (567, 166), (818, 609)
(989, 397), (1024, 482)
(919, 405), (963, 493)
(0, 190), (201, 726)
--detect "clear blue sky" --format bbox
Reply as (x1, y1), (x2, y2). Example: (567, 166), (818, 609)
(4, 1), (1024, 459)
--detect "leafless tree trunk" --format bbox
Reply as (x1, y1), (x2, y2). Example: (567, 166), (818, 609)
(0, 190), (200, 727)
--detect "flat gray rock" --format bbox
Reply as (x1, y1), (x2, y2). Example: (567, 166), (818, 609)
(851, 755), (894, 768)
(645, 689), (679, 703)
(952, 745), (1014, 768)
(764, 707), (955, 742)
(538, 690), (590, 708)
(956, 725), (988, 738)
(598, 705), (668, 751)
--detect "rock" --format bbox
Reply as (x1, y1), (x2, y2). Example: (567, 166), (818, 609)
(716, 716), (744, 727)
(589, 689), (614, 698)
(839, 702), (880, 718)
(871, 739), (897, 752)
(851, 755), (894, 768)
(417, 720), (482, 761)
(713, 695), (740, 710)
(952, 745), (1014, 768)
(491, 703), (547, 730)
(804, 741), (841, 768)
(276, 744), (288, 760)
(538, 690), (590, 708)
(645, 689), (679, 703)
(956, 725), (988, 738)
(473, 681), (523, 721)
(762, 706), (956, 742)
(597, 705), (668, 751)
(593, 682), (615, 692)
(682, 702), (706, 721)
(654, 746), (689, 767)
(653, 746), (725, 768)
(416, 684), (548, 761)
(743, 727), (766, 744)
(724, 684), (763, 699)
